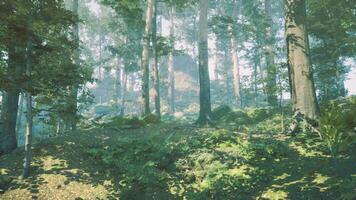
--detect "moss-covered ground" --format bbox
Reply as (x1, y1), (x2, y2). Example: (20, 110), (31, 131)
(0, 119), (355, 199)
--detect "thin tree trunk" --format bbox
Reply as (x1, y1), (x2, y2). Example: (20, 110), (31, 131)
(230, 1), (241, 107)
(213, 46), (219, 81)
(168, 6), (175, 114)
(224, 49), (233, 105)
(253, 59), (258, 106)
(141, 0), (154, 116)
(265, 0), (278, 107)
(69, 0), (80, 130)
(120, 67), (127, 116)
(16, 93), (24, 144)
(285, 0), (319, 120)
(152, 0), (161, 119)
(98, 35), (103, 81)
(197, 0), (213, 124)
(22, 16), (33, 179)
(114, 57), (121, 112)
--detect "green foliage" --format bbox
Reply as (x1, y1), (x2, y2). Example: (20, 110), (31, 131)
(143, 114), (160, 124)
(319, 97), (356, 155)
(0, 175), (12, 190)
(104, 116), (147, 129)
(84, 128), (292, 199)
(212, 105), (277, 127)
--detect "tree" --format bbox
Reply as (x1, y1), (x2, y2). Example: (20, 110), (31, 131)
(23, 14), (33, 179)
(0, 1), (27, 153)
(307, 0), (356, 100)
(264, 0), (278, 107)
(69, 0), (80, 130)
(197, 0), (213, 124)
(141, 0), (155, 116)
(0, 0), (89, 154)
(152, 0), (161, 119)
(230, 0), (241, 107)
(168, 6), (175, 114)
(285, 0), (319, 120)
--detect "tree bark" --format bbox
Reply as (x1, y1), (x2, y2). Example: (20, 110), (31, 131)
(69, 0), (80, 130)
(168, 6), (175, 114)
(197, 0), (213, 125)
(223, 49), (233, 105)
(264, 0), (278, 107)
(285, 0), (319, 120)
(0, 28), (26, 153)
(120, 67), (127, 116)
(230, 0), (241, 107)
(152, 0), (161, 119)
(23, 30), (33, 178)
(114, 57), (121, 112)
(16, 93), (24, 144)
(141, 0), (154, 116)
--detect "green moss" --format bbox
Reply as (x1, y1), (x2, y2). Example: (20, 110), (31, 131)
(0, 175), (12, 189)
(143, 114), (160, 124)
(105, 116), (147, 129)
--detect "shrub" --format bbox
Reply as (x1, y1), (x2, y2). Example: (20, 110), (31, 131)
(319, 97), (356, 155)
(143, 114), (160, 124)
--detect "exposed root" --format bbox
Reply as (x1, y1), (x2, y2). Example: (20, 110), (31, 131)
(286, 110), (322, 139)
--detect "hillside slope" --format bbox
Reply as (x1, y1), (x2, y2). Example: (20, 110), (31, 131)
(0, 122), (355, 200)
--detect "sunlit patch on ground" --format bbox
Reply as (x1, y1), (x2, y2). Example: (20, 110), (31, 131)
(39, 156), (68, 171)
(1, 174), (108, 200)
(0, 122), (355, 199)
(260, 188), (288, 200)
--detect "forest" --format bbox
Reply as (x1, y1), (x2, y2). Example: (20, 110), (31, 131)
(0, 0), (355, 199)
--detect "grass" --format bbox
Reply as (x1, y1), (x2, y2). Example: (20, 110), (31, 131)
(0, 120), (355, 200)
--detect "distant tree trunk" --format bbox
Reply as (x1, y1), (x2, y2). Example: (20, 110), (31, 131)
(114, 57), (121, 112)
(98, 35), (103, 81)
(16, 94), (24, 141)
(152, 0), (161, 119)
(197, 0), (213, 124)
(230, 0), (241, 107)
(264, 0), (278, 107)
(141, 0), (154, 116)
(285, 0), (319, 120)
(120, 67), (127, 116)
(23, 24), (33, 178)
(253, 58), (259, 106)
(69, 0), (80, 130)
(223, 49), (233, 105)
(335, 66), (346, 97)
(213, 47), (219, 81)
(168, 6), (175, 114)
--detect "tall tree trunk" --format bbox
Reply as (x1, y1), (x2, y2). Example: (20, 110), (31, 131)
(285, 0), (319, 120)
(223, 49), (233, 105)
(265, 0), (278, 107)
(141, 0), (154, 116)
(197, 0), (213, 124)
(0, 29), (26, 153)
(16, 93), (24, 144)
(98, 35), (103, 81)
(335, 66), (346, 97)
(253, 61), (258, 107)
(168, 6), (175, 114)
(230, 0), (241, 107)
(69, 0), (80, 130)
(120, 67), (127, 116)
(23, 24), (33, 178)
(114, 57), (121, 112)
(152, 0), (161, 119)
(213, 46), (219, 81)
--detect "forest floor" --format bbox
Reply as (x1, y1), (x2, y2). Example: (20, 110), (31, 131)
(0, 120), (355, 200)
